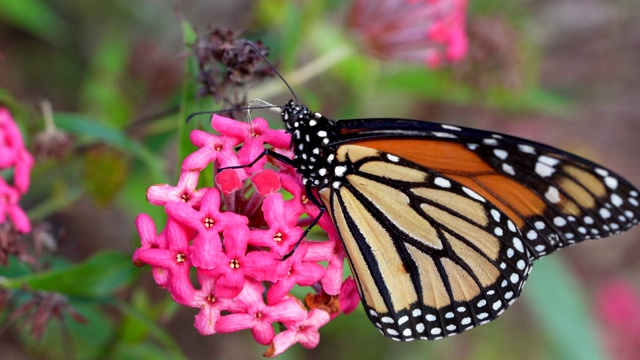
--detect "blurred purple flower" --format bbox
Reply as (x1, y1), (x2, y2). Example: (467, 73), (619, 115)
(347, 0), (468, 67)
(596, 279), (640, 360)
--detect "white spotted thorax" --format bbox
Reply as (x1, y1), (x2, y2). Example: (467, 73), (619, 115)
(282, 100), (337, 188)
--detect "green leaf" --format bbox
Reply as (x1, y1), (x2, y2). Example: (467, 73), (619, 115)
(0, 0), (69, 45)
(0, 251), (137, 298)
(524, 256), (607, 360)
(80, 31), (132, 128)
(53, 112), (165, 183)
(114, 299), (187, 360)
(82, 147), (131, 205)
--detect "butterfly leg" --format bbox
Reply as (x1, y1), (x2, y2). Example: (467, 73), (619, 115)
(219, 148), (294, 171)
(219, 149), (327, 260)
(281, 186), (326, 260)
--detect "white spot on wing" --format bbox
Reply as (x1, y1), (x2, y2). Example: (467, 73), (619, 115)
(442, 124), (462, 131)
(462, 187), (486, 202)
(502, 163), (516, 176)
(605, 176), (618, 190)
(387, 154), (400, 162)
(518, 144), (536, 154)
(493, 149), (508, 159)
(432, 132), (457, 138)
(545, 186), (561, 203)
(434, 177), (451, 188)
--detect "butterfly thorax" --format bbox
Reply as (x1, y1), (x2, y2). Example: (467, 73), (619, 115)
(281, 100), (338, 188)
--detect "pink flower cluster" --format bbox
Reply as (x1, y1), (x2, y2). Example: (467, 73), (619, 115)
(596, 279), (640, 360)
(133, 115), (359, 357)
(347, 0), (468, 67)
(0, 107), (33, 233)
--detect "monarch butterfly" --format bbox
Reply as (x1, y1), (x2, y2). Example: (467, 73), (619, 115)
(258, 99), (640, 341)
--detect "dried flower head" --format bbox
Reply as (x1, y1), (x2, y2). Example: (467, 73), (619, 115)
(133, 114), (358, 356)
(195, 29), (275, 115)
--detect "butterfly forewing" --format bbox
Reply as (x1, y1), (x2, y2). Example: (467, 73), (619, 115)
(336, 119), (640, 259)
(318, 144), (532, 340)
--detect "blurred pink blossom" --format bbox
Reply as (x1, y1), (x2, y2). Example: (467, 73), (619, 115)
(133, 114), (359, 356)
(347, 0), (468, 67)
(596, 279), (640, 360)
(0, 107), (33, 233)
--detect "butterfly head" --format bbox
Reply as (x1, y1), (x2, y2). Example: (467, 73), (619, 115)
(281, 100), (315, 131)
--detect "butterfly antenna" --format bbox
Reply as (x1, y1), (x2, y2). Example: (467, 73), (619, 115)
(246, 99), (281, 125)
(186, 104), (283, 123)
(243, 41), (299, 105)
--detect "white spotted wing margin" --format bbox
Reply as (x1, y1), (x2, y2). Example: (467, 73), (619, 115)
(317, 144), (533, 341)
(464, 143), (640, 259)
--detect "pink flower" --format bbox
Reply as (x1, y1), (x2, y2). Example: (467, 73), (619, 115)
(133, 114), (356, 356)
(250, 193), (304, 257)
(596, 279), (640, 360)
(347, 0), (468, 67)
(133, 218), (196, 305)
(213, 115), (289, 174)
(132, 214), (169, 286)
(192, 271), (231, 335)
(0, 107), (33, 233)
(208, 226), (279, 298)
(338, 277), (360, 315)
(182, 129), (242, 171)
(266, 242), (326, 305)
(146, 170), (207, 207)
(0, 176), (30, 234)
(265, 308), (331, 357)
(215, 279), (307, 345)
(166, 188), (248, 269)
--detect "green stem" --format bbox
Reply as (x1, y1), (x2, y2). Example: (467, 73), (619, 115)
(249, 44), (354, 101)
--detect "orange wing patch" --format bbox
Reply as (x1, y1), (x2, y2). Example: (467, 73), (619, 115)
(354, 139), (547, 228)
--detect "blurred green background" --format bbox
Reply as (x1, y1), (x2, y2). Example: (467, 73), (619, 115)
(1, 0), (640, 359)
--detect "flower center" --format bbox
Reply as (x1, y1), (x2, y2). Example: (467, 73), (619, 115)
(206, 294), (216, 303)
(181, 193), (190, 202)
(254, 312), (263, 319)
(273, 232), (283, 242)
(229, 259), (240, 269)
(300, 195), (309, 204)
(214, 144), (222, 151)
(203, 217), (215, 228)
(176, 253), (186, 263)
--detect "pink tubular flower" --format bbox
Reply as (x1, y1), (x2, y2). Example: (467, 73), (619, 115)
(347, 0), (468, 67)
(596, 279), (640, 360)
(215, 279), (308, 345)
(133, 218), (196, 305)
(0, 107), (33, 233)
(133, 113), (356, 356)
(265, 308), (331, 357)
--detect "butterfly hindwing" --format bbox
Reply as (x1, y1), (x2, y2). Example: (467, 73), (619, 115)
(318, 144), (532, 340)
(336, 118), (640, 259)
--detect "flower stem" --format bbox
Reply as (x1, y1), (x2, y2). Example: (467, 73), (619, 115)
(249, 44), (354, 101)
(40, 99), (56, 133)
